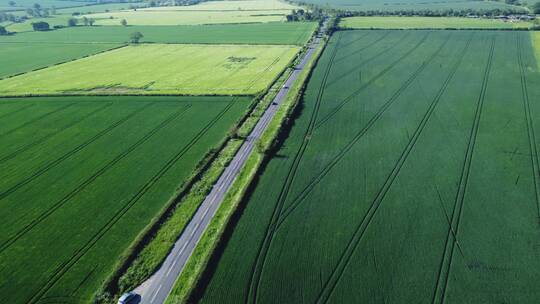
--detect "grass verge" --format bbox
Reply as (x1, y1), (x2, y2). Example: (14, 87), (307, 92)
(164, 36), (327, 304)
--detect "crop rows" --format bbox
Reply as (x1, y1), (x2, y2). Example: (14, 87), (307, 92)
(196, 30), (540, 304)
(0, 96), (250, 303)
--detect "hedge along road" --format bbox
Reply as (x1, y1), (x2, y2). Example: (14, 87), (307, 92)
(134, 20), (328, 304)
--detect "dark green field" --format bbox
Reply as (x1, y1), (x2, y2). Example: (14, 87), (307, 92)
(195, 30), (540, 303)
(0, 96), (249, 303)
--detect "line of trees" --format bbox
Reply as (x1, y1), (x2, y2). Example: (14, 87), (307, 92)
(337, 7), (530, 18)
(286, 8), (324, 21)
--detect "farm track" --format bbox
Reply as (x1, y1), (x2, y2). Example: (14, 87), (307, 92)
(245, 32), (343, 304)
(315, 32), (474, 304)
(431, 35), (496, 304)
(0, 103), (35, 120)
(0, 105), (192, 255)
(313, 31), (430, 131)
(29, 98), (240, 304)
(324, 31), (409, 88)
(0, 102), (154, 202)
(0, 103), (113, 164)
(275, 33), (454, 230)
(516, 33), (540, 223)
(0, 103), (74, 138)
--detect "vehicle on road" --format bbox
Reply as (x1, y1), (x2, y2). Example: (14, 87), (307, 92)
(118, 292), (140, 304)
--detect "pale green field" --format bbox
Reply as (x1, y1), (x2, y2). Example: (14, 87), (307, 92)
(0, 44), (299, 96)
(340, 16), (534, 29)
(84, 0), (298, 25)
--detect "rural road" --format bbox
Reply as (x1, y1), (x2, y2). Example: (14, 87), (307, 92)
(134, 20), (327, 304)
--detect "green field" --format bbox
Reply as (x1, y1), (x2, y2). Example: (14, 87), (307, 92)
(0, 0), (90, 11)
(0, 95), (250, 303)
(0, 44), (299, 96)
(0, 42), (120, 79)
(83, 0), (299, 25)
(0, 22), (317, 45)
(195, 30), (540, 303)
(534, 31), (540, 68)
(340, 16), (534, 29)
(297, 0), (526, 12)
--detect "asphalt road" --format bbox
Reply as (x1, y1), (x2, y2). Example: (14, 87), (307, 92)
(135, 21), (326, 304)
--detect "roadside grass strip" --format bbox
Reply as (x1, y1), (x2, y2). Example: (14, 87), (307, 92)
(0, 44), (300, 96)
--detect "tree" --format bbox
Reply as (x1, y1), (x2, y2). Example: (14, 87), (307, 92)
(67, 17), (78, 26)
(8, 1), (15, 6)
(82, 16), (88, 26)
(31, 21), (49, 31)
(0, 25), (7, 35)
(120, 18), (127, 26)
(26, 8), (34, 16)
(534, 1), (540, 14)
(130, 31), (143, 43)
(88, 18), (95, 26)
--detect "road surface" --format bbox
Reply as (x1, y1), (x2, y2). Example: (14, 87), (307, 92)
(134, 21), (327, 304)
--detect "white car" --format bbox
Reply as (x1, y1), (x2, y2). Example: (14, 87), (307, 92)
(118, 292), (139, 304)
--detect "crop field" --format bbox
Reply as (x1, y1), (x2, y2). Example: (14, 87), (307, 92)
(84, 0), (298, 25)
(0, 0), (87, 11)
(534, 32), (540, 68)
(340, 16), (534, 29)
(0, 44), (299, 96)
(0, 95), (250, 303)
(195, 30), (540, 303)
(298, 0), (525, 12)
(0, 22), (317, 45)
(0, 42), (120, 79)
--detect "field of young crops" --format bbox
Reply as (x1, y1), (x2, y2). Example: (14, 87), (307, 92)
(298, 0), (525, 12)
(196, 30), (540, 303)
(0, 44), (299, 96)
(0, 95), (250, 303)
(0, 22), (317, 45)
(84, 0), (299, 26)
(340, 16), (533, 29)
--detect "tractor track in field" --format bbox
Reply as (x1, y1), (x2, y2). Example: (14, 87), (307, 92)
(334, 31), (388, 62)
(0, 103), (75, 138)
(324, 31), (409, 89)
(29, 98), (239, 304)
(516, 33), (540, 223)
(245, 32), (343, 304)
(274, 32), (455, 230)
(431, 35), (495, 304)
(0, 102), (154, 202)
(313, 31), (430, 131)
(0, 103), (35, 120)
(0, 105), (192, 255)
(315, 32), (473, 304)
(0, 103), (113, 165)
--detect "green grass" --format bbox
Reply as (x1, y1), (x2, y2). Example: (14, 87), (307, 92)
(533, 31), (540, 68)
(0, 95), (250, 304)
(0, 22), (317, 45)
(194, 30), (540, 303)
(297, 0), (526, 12)
(0, 44), (300, 96)
(0, 0), (90, 11)
(340, 16), (534, 29)
(0, 42), (120, 79)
